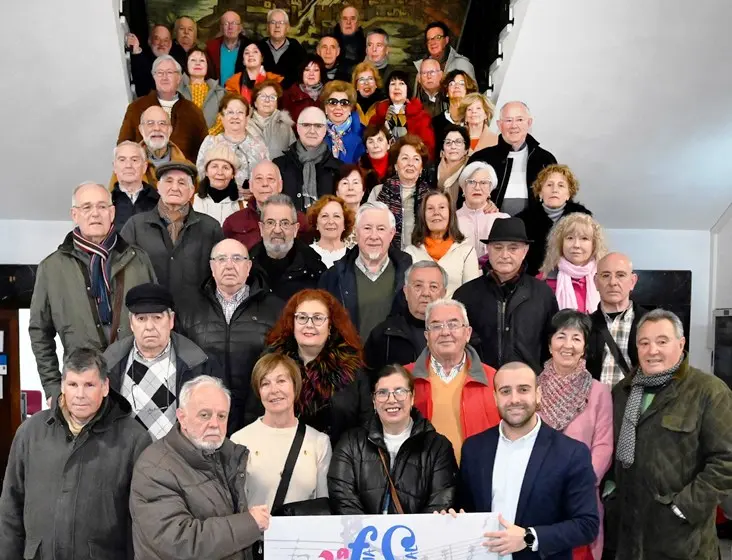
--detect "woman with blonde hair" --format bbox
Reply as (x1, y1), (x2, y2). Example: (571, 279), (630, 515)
(352, 61), (386, 125)
(458, 92), (498, 154)
(431, 70), (479, 150)
(539, 213), (608, 314)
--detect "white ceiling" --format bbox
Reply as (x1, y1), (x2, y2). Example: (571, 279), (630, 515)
(496, 0), (732, 229)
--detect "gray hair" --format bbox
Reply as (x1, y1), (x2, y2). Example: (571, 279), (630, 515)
(267, 8), (289, 25)
(158, 170), (194, 189)
(179, 375), (231, 409)
(139, 105), (170, 125)
(151, 54), (182, 76)
(405, 260), (448, 289)
(113, 140), (146, 162)
(637, 308), (685, 340)
(71, 182), (112, 206)
(173, 16), (197, 36)
(355, 201), (396, 228)
(499, 100), (531, 119)
(62, 347), (108, 382)
(258, 193), (297, 222)
(458, 161), (498, 191)
(366, 28), (390, 46)
(425, 298), (470, 326)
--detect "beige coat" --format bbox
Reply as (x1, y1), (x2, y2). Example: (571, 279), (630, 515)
(404, 238), (481, 297)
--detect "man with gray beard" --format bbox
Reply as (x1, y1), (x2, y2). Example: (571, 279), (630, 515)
(248, 194), (326, 300)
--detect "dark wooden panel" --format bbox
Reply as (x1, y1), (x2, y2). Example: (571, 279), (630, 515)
(0, 308), (22, 481)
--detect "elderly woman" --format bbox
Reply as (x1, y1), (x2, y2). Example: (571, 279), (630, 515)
(231, 353), (331, 512)
(265, 289), (372, 444)
(282, 54), (326, 125)
(306, 195), (355, 268)
(432, 70), (479, 150)
(517, 164), (593, 276)
(196, 93), (270, 191)
(437, 124), (470, 199)
(321, 80), (365, 164)
(538, 309), (613, 560)
(225, 41), (283, 102)
(246, 79), (296, 160)
(193, 143), (245, 225)
(358, 124), (391, 195)
(459, 92), (498, 154)
(178, 47), (226, 134)
(540, 213), (608, 314)
(328, 364), (457, 514)
(456, 161), (510, 261)
(405, 190), (480, 297)
(335, 165), (366, 249)
(368, 134), (432, 250)
(369, 70), (436, 159)
(352, 61), (386, 125)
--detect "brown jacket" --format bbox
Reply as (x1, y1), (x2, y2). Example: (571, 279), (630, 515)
(108, 140), (188, 190)
(117, 90), (208, 162)
(130, 425), (260, 560)
(612, 359), (732, 559)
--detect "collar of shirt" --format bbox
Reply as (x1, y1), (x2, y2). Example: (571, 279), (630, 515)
(133, 339), (172, 367)
(216, 284), (250, 307)
(222, 39), (240, 52)
(602, 301), (634, 323)
(356, 252), (390, 281)
(119, 184), (143, 204)
(430, 351), (466, 384)
(499, 415), (542, 444)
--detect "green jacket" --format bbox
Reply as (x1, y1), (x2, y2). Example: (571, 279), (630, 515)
(612, 359), (732, 559)
(29, 232), (157, 401)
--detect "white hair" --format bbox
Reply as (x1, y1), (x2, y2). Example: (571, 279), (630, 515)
(458, 161), (498, 191)
(151, 54), (182, 76)
(71, 182), (112, 207)
(355, 201), (396, 228)
(179, 375), (231, 410)
(405, 260), (448, 289)
(267, 8), (289, 25)
(258, 193), (298, 222)
(425, 298), (470, 326)
(637, 309), (685, 340)
(113, 140), (146, 162)
(499, 100), (531, 119)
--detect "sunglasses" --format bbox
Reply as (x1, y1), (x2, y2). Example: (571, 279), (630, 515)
(326, 98), (352, 107)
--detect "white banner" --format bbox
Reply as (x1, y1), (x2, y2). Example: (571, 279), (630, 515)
(265, 512), (500, 559)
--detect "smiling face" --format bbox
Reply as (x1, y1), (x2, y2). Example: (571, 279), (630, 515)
(243, 43), (263, 70)
(152, 58), (181, 97)
(187, 50), (207, 80)
(425, 26), (449, 59)
(222, 99), (249, 135)
(254, 85), (278, 117)
(637, 319), (685, 375)
(71, 183), (114, 242)
(373, 372), (414, 430)
(494, 364), (540, 429)
(293, 299), (330, 354)
(462, 168), (493, 209)
(540, 172), (571, 208)
(395, 145), (423, 184)
(562, 225), (594, 266)
(447, 74), (467, 100)
(317, 200), (346, 242)
(177, 383), (229, 451)
(549, 327), (586, 373)
(466, 100), (487, 127)
(324, 91), (352, 125)
(139, 106), (171, 151)
(206, 160), (234, 189)
(498, 102), (532, 147)
(365, 131), (389, 159)
(259, 364), (296, 415)
(336, 171), (365, 207)
(442, 130), (467, 163)
(250, 161), (283, 204)
(356, 208), (395, 262)
(388, 79), (408, 104)
(302, 62), (321, 86)
(61, 368), (109, 424)
(424, 193), (450, 236)
(356, 70), (377, 97)
(150, 25), (172, 57)
(425, 304), (472, 362)
(317, 37), (340, 67)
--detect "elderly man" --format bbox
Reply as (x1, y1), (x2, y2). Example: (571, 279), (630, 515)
(331, 5), (366, 76)
(127, 23), (173, 97)
(454, 217), (558, 372)
(110, 140), (159, 231)
(249, 194), (325, 301)
(317, 34), (350, 82)
(320, 202), (412, 340)
(121, 161), (224, 305)
(0, 348), (150, 560)
(117, 54), (208, 162)
(206, 10), (248, 84)
(30, 182), (157, 404)
(274, 107), (343, 212)
(610, 309), (732, 559)
(257, 9), (306, 90)
(405, 298), (499, 463)
(103, 283), (221, 440)
(469, 101), (557, 215)
(171, 16), (198, 68)
(130, 375), (268, 559)
(415, 57), (446, 117)
(364, 260), (447, 373)
(222, 160), (308, 249)
(414, 21), (475, 83)
(365, 28), (394, 84)
(177, 239), (283, 433)
(587, 252), (647, 386)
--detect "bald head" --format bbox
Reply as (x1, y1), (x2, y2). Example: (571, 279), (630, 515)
(221, 11), (242, 40)
(494, 361), (537, 388)
(498, 101), (533, 150)
(139, 106), (171, 152)
(250, 160), (283, 204)
(297, 107), (328, 148)
(210, 238), (252, 295)
(595, 252), (638, 312)
(140, 105), (169, 125)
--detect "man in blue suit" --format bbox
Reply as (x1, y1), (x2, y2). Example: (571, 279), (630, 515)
(459, 361), (599, 559)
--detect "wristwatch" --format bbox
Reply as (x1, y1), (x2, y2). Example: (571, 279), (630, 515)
(524, 528), (536, 548)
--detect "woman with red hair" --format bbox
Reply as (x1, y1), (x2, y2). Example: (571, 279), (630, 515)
(265, 289), (372, 443)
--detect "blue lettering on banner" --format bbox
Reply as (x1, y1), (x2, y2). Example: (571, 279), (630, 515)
(349, 524), (419, 560)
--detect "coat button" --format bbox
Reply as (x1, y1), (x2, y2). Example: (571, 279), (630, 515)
(170, 256), (174, 260)
(296, 193), (302, 198)
(252, 316), (257, 321)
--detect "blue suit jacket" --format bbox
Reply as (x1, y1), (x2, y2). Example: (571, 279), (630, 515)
(325, 116), (366, 164)
(459, 422), (599, 560)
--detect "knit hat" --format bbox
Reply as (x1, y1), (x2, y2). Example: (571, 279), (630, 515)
(203, 143), (240, 171)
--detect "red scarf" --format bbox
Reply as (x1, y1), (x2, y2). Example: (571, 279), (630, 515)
(369, 154), (389, 180)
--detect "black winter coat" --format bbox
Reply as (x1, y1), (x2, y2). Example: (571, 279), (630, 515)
(273, 143), (343, 213)
(175, 274), (285, 433)
(112, 182), (159, 233)
(258, 37), (306, 90)
(468, 133), (557, 213)
(363, 312), (427, 375)
(249, 239), (326, 301)
(454, 268), (559, 372)
(328, 409), (458, 514)
(515, 200), (592, 276)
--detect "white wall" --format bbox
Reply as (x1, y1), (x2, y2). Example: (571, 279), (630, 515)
(0, 220), (73, 264)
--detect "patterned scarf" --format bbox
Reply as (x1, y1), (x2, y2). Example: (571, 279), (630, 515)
(73, 227), (118, 324)
(295, 140), (329, 208)
(616, 357), (682, 468)
(377, 174), (431, 249)
(327, 116), (352, 158)
(538, 358), (593, 432)
(157, 199), (190, 244)
(300, 82), (323, 101)
(385, 104), (408, 141)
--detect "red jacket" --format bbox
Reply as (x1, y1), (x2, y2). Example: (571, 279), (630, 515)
(281, 84), (320, 127)
(369, 98), (436, 160)
(206, 35), (248, 81)
(222, 196), (310, 249)
(405, 346), (500, 440)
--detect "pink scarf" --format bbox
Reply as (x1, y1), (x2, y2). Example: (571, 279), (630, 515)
(556, 257), (600, 313)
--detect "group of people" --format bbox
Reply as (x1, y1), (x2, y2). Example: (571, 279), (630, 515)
(1, 4), (731, 560)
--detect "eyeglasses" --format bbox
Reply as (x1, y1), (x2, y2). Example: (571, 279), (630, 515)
(262, 219), (295, 230)
(326, 98), (352, 107)
(426, 34), (445, 43)
(298, 122), (326, 130)
(374, 388), (411, 402)
(466, 179), (492, 189)
(142, 119), (170, 128)
(502, 117), (527, 125)
(154, 70), (180, 77)
(74, 203), (112, 215)
(258, 94), (278, 102)
(224, 110), (247, 117)
(294, 312), (328, 326)
(223, 21), (241, 28)
(268, 20), (287, 26)
(443, 139), (465, 147)
(449, 80), (466, 88)
(426, 320), (466, 333)
(210, 254), (250, 264)
(420, 70), (441, 77)
(357, 77), (375, 84)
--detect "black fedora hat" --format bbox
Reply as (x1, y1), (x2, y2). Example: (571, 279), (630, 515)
(481, 217), (532, 244)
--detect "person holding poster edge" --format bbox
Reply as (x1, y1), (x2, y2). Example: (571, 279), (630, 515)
(458, 361), (599, 559)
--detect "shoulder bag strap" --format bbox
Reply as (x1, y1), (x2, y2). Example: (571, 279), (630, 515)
(377, 448), (405, 515)
(109, 268), (126, 344)
(599, 320), (631, 377)
(272, 421), (307, 513)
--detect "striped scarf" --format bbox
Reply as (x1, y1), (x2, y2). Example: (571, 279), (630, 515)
(73, 227), (117, 324)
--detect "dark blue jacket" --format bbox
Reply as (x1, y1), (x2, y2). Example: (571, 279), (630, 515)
(459, 422), (599, 560)
(325, 116), (366, 164)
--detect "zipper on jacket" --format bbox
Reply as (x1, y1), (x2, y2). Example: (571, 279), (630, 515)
(497, 300), (506, 365)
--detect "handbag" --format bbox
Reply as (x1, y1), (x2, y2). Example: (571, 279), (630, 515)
(377, 448), (405, 514)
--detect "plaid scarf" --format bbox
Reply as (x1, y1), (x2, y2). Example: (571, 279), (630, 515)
(600, 305), (635, 386)
(327, 116), (352, 158)
(538, 358), (592, 432)
(377, 175), (431, 249)
(157, 199), (190, 244)
(73, 227), (117, 324)
(616, 356), (682, 468)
